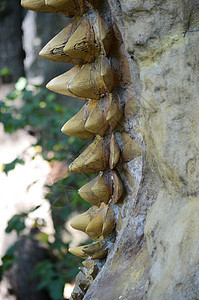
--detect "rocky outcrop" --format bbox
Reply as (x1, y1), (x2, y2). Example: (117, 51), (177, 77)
(21, 0), (199, 299)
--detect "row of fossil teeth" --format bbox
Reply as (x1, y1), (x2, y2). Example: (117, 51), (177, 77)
(68, 133), (141, 174)
(21, 1), (141, 298)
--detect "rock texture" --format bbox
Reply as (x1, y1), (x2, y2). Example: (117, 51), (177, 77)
(84, 0), (199, 299)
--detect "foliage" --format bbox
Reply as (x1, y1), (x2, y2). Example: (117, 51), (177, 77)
(0, 78), (92, 299)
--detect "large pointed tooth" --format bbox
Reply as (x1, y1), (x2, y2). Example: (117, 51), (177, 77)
(45, 0), (80, 17)
(70, 206), (98, 232)
(68, 56), (114, 100)
(86, 209), (105, 239)
(69, 136), (109, 174)
(78, 171), (112, 205)
(109, 133), (120, 169)
(106, 94), (123, 129)
(112, 170), (123, 203)
(61, 104), (94, 139)
(85, 98), (109, 136)
(46, 66), (84, 99)
(64, 17), (100, 63)
(21, 0), (55, 12)
(68, 246), (88, 259)
(82, 241), (107, 260)
(39, 24), (85, 64)
(102, 206), (115, 238)
(91, 172), (112, 204)
(78, 176), (100, 206)
(121, 132), (142, 162)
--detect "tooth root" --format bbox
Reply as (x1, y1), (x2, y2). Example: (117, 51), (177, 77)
(21, 0), (55, 12)
(98, 14), (112, 56)
(91, 172), (112, 204)
(61, 104), (94, 139)
(69, 136), (109, 174)
(109, 133), (120, 169)
(64, 17), (100, 63)
(82, 241), (107, 260)
(68, 246), (88, 259)
(46, 66), (84, 99)
(68, 56), (114, 100)
(102, 206), (115, 238)
(106, 94), (123, 129)
(86, 209), (105, 239)
(70, 206), (98, 232)
(39, 24), (85, 64)
(85, 100), (109, 136)
(121, 132), (142, 162)
(113, 170), (123, 203)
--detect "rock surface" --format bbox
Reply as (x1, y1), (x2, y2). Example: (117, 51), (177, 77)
(83, 0), (199, 299)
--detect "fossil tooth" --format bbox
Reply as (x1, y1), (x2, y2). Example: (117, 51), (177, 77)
(70, 206), (98, 232)
(45, 0), (83, 17)
(69, 135), (109, 174)
(112, 170), (123, 203)
(106, 94), (123, 129)
(102, 206), (115, 238)
(78, 171), (112, 205)
(68, 246), (88, 259)
(21, 0), (55, 12)
(121, 132), (142, 162)
(82, 241), (107, 260)
(85, 208), (105, 239)
(91, 172), (112, 204)
(82, 259), (99, 278)
(109, 133), (120, 169)
(61, 104), (94, 139)
(85, 98), (109, 136)
(68, 56), (114, 100)
(39, 23), (86, 64)
(64, 17), (100, 63)
(78, 176), (100, 206)
(46, 66), (83, 99)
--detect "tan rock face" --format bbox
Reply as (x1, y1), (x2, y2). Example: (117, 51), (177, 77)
(116, 0), (199, 298)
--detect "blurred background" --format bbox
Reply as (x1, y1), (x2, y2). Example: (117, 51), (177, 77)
(0, 1), (93, 299)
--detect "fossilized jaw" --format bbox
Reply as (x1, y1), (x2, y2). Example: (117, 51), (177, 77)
(69, 135), (109, 174)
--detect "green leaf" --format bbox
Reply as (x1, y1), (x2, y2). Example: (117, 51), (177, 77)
(48, 279), (65, 300)
(15, 77), (27, 91)
(0, 67), (11, 77)
(5, 214), (26, 234)
(3, 158), (25, 174)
